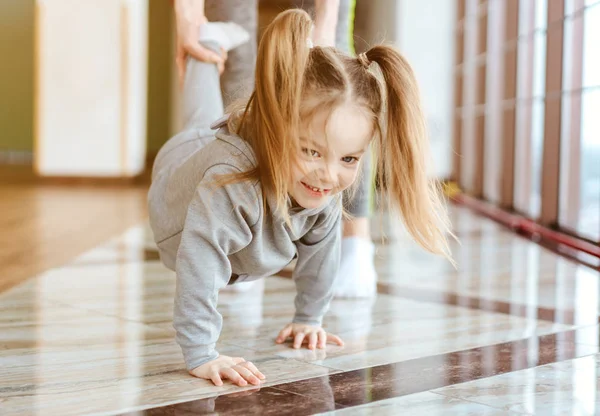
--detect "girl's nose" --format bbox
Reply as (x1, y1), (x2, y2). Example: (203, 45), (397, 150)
(317, 162), (338, 187)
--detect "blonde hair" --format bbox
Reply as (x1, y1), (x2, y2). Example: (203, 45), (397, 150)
(226, 9), (454, 262)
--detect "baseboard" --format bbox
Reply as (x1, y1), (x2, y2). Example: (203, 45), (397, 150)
(0, 150), (152, 186)
(0, 150), (34, 165)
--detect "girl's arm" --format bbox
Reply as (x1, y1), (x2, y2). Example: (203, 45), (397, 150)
(291, 199), (342, 327)
(174, 164), (260, 375)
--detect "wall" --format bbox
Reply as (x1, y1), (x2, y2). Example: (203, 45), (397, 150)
(354, 0), (401, 51)
(146, 0), (173, 154)
(0, 0), (457, 175)
(0, 0), (35, 152)
(355, 0), (456, 179)
(0, 0), (171, 157)
(398, 0), (456, 179)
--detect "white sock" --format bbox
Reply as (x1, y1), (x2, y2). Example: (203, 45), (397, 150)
(333, 237), (378, 298)
(198, 22), (250, 52)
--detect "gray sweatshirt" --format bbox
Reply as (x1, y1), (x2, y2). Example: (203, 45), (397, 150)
(148, 120), (342, 371)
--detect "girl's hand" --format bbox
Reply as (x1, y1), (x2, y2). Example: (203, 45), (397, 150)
(275, 323), (344, 350)
(189, 355), (266, 387)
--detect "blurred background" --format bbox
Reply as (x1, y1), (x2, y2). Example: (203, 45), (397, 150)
(0, 0), (455, 176)
(0, 0), (598, 277)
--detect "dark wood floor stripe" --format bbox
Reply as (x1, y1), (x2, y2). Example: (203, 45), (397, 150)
(127, 387), (346, 415)
(122, 326), (600, 415)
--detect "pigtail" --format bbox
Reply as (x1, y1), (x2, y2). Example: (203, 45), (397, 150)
(235, 9), (313, 218)
(366, 46), (455, 263)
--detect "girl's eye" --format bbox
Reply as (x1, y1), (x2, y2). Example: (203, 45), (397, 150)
(302, 148), (321, 158)
(342, 156), (358, 164)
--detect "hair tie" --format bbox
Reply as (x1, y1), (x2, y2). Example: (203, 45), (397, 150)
(357, 52), (371, 69)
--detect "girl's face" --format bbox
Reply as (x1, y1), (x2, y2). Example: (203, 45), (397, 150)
(289, 102), (373, 210)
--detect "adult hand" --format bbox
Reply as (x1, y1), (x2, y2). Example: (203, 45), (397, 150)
(173, 0), (226, 86)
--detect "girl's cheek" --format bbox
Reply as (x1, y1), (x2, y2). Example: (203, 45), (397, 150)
(340, 171), (359, 189)
(301, 161), (321, 174)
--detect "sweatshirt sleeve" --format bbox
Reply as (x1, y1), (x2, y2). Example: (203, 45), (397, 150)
(174, 164), (260, 371)
(291, 198), (342, 326)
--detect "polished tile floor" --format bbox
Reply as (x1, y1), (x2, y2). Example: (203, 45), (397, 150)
(1, 206), (599, 415)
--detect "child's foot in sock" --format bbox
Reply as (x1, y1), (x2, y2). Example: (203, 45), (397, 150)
(198, 21), (250, 52)
(333, 237), (377, 298)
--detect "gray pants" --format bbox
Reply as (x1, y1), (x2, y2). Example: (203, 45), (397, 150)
(196, 0), (371, 217)
(152, 40), (225, 180)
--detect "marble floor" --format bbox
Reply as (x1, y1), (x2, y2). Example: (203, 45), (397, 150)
(1, 206), (600, 415)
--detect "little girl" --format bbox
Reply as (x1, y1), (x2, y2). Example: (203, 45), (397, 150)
(148, 9), (453, 387)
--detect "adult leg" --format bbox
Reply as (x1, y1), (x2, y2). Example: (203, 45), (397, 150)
(295, 0), (376, 298)
(336, 0), (377, 298)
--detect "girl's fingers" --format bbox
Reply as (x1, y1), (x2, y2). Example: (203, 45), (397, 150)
(308, 332), (318, 350)
(233, 365), (261, 386)
(231, 356), (246, 365)
(220, 368), (247, 387)
(276, 325), (292, 344)
(240, 361), (266, 380)
(327, 333), (345, 346)
(210, 371), (223, 387)
(293, 332), (305, 349)
(317, 330), (327, 349)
